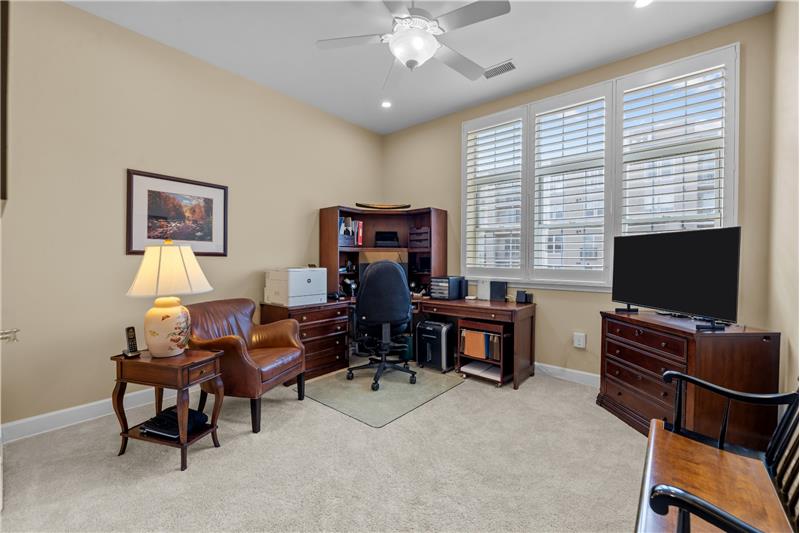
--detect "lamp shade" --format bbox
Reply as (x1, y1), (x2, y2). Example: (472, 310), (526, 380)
(127, 243), (212, 297)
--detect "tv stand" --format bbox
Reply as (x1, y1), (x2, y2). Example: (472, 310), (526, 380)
(614, 303), (639, 313)
(695, 318), (727, 331)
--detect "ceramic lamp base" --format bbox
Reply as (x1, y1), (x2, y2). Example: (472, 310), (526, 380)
(144, 296), (190, 357)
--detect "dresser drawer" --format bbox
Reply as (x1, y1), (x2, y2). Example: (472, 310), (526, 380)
(606, 319), (687, 360)
(303, 334), (347, 355)
(188, 360), (216, 384)
(291, 306), (348, 324)
(299, 319), (347, 341)
(605, 358), (674, 407)
(605, 339), (685, 378)
(605, 377), (672, 425)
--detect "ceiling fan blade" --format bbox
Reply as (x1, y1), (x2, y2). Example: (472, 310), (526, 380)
(316, 34), (383, 50)
(436, 0), (511, 32)
(435, 44), (484, 80)
(383, 0), (408, 17)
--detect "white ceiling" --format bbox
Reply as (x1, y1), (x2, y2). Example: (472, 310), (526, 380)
(70, 1), (774, 134)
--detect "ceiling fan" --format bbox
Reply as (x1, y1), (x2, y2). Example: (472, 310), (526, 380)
(316, 1), (511, 81)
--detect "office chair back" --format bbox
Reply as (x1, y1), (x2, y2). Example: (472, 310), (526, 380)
(355, 260), (411, 328)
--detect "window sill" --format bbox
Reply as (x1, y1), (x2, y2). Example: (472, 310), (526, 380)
(465, 276), (612, 294)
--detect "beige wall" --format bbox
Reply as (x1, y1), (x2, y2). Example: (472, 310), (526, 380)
(2, 2), (382, 422)
(768, 1), (799, 391)
(3, 3), (795, 423)
(381, 13), (778, 376)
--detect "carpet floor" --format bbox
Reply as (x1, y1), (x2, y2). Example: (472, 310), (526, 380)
(0, 373), (646, 532)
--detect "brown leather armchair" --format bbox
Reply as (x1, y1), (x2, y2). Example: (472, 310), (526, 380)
(187, 298), (305, 433)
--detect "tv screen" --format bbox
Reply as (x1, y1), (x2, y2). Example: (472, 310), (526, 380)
(612, 227), (740, 322)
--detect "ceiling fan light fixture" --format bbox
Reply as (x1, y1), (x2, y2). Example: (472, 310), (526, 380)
(382, 16), (442, 70)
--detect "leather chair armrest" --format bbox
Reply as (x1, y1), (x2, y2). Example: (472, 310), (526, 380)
(189, 335), (255, 365)
(251, 319), (303, 350)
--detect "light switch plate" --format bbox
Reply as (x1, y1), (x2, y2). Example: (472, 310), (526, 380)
(573, 331), (587, 349)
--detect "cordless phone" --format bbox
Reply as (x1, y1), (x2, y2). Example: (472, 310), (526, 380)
(123, 326), (141, 357)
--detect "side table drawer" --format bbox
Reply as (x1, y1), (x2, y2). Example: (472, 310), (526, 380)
(188, 360), (216, 384)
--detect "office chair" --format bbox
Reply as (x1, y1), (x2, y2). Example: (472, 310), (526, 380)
(346, 260), (417, 391)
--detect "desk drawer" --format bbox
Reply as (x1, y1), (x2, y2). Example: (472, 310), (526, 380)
(303, 334), (347, 355)
(605, 358), (674, 407)
(188, 360), (216, 384)
(605, 377), (672, 425)
(606, 319), (686, 360)
(605, 339), (685, 378)
(300, 319), (347, 341)
(423, 303), (512, 322)
(291, 306), (347, 324)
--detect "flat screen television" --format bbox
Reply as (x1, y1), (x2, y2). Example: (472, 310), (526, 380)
(612, 227), (741, 323)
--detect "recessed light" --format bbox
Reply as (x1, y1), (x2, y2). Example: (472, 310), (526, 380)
(381, 100), (392, 109)
(634, 0), (653, 7)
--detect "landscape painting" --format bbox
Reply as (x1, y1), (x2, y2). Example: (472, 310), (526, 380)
(147, 190), (213, 242)
(127, 170), (228, 256)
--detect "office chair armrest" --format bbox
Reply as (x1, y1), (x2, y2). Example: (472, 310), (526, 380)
(649, 484), (761, 533)
(251, 319), (303, 350)
(662, 371), (797, 406)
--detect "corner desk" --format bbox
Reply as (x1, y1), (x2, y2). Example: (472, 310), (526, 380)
(261, 298), (536, 390)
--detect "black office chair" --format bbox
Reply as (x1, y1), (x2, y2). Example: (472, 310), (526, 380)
(346, 260), (417, 391)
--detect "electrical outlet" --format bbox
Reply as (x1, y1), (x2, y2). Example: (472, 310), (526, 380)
(573, 331), (587, 349)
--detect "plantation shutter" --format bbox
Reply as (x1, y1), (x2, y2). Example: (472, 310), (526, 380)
(464, 114), (523, 273)
(620, 65), (728, 235)
(531, 83), (611, 283)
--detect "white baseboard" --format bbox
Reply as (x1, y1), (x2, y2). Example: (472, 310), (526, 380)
(535, 362), (600, 388)
(1, 387), (188, 444)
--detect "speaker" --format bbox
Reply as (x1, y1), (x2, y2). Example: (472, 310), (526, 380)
(516, 290), (527, 304)
(490, 281), (508, 302)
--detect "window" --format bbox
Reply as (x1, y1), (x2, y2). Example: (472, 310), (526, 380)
(462, 108), (525, 278)
(461, 45), (738, 288)
(530, 83), (613, 285)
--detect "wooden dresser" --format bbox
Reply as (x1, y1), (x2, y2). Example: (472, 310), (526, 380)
(261, 300), (350, 380)
(597, 311), (780, 450)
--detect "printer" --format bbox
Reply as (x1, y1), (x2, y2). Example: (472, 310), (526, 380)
(264, 267), (327, 307)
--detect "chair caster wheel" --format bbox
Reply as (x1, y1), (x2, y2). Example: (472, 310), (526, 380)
(346, 371), (354, 380)
(403, 363), (409, 369)
(371, 382), (379, 391)
(410, 375), (417, 384)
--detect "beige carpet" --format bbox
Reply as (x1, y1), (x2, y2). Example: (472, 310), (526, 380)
(299, 363), (463, 427)
(0, 374), (646, 532)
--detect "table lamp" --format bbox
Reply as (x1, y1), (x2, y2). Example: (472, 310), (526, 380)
(126, 240), (213, 357)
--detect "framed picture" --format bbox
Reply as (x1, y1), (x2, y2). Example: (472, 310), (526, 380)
(126, 169), (228, 256)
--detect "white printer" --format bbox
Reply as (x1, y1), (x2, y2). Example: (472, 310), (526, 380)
(264, 267), (327, 307)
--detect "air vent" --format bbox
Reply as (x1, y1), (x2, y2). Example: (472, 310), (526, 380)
(484, 60), (515, 79)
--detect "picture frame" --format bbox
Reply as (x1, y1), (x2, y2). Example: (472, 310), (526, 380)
(126, 169), (228, 256)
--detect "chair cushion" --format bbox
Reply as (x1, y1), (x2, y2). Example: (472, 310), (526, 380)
(250, 347), (303, 383)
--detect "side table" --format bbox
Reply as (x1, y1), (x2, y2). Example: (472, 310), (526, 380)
(110, 349), (224, 471)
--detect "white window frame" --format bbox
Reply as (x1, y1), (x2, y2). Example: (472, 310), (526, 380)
(460, 44), (739, 291)
(461, 106), (527, 280)
(527, 81), (615, 288)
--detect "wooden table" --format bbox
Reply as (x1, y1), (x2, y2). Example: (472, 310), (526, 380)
(110, 349), (224, 471)
(419, 299), (536, 389)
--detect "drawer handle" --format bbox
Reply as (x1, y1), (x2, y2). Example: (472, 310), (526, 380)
(199, 369), (206, 375)
(336, 355), (339, 360)
(635, 329), (643, 336)
(302, 332), (307, 338)
(659, 367), (666, 374)
(335, 340), (340, 345)
(491, 314), (496, 319)
(301, 316), (307, 321)
(337, 311), (342, 316)
(615, 328), (621, 334)
(433, 308), (438, 312)
(614, 370), (620, 376)
(660, 341), (667, 348)
(617, 391), (622, 396)
(336, 326), (342, 331)
(661, 391), (668, 398)
(615, 349), (620, 355)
